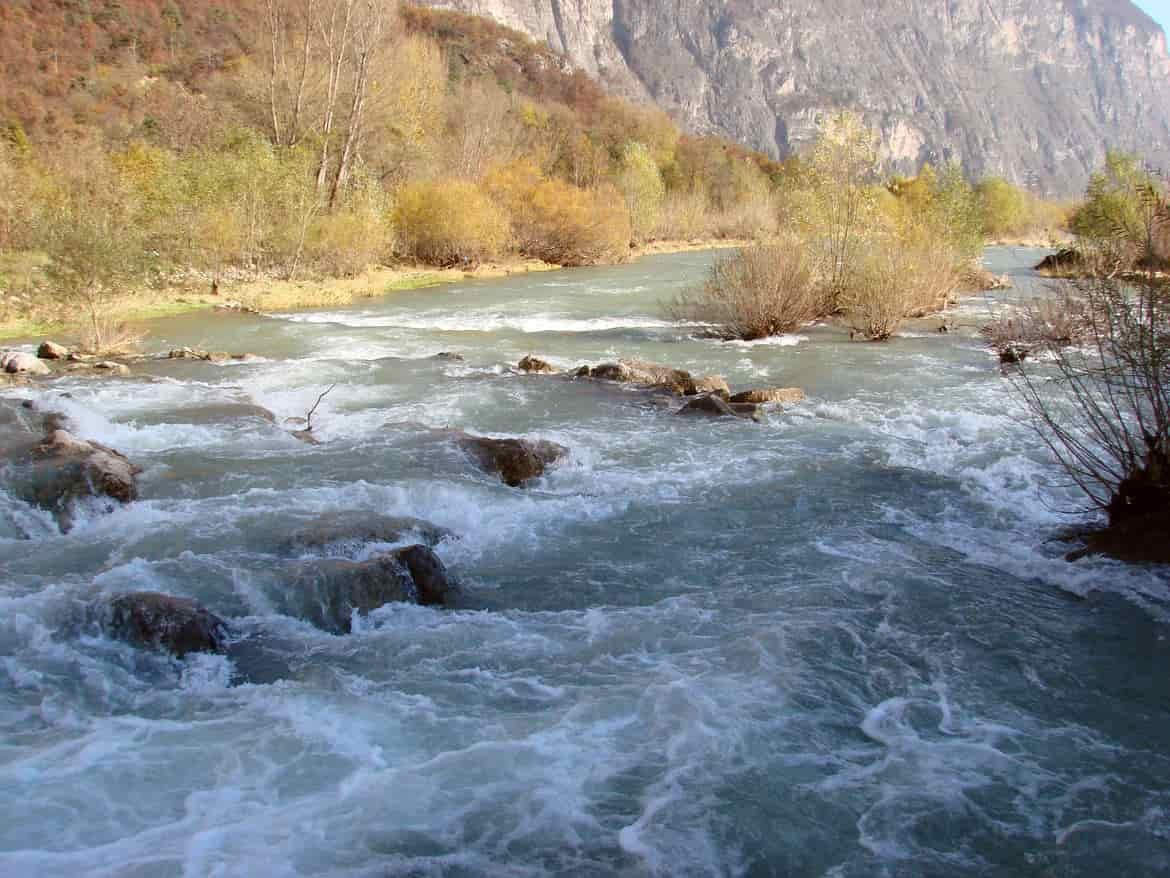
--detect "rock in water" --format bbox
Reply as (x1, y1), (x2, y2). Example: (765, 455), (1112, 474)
(585, 358), (697, 395)
(456, 433), (568, 487)
(692, 375), (731, 396)
(1, 351), (50, 375)
(287, 546), (452, 632)
(24, 429), (141, 530)
(101, 592), (227, 657)
(390, 545), (451, 606)
(677, 394), (758, 419)
(282, 512), (455, 556)
(518, 355), (556, 373)
(37, 341), (69, 360)
(729, 388), (806, 406)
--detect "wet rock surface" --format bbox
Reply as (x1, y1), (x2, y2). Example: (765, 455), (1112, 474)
(98, 592), (228, 657)
(456, 432), (568, 487)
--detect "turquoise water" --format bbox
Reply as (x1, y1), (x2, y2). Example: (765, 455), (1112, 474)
(0, 247), (1167, 876)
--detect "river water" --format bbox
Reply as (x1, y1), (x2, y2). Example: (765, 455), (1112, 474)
(0, 247), (1168, 877)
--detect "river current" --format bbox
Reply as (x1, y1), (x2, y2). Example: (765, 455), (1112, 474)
(1, 247), (1168, 877)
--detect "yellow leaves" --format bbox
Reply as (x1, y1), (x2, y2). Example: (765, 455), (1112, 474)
(393, 180), (508, 267)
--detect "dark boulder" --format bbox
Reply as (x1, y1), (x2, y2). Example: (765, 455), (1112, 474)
(100, 592), (227, 657)
(432, 351), (465, 362)
(286, 545), (452, 632)
(456, 433), (568, 487)
(999, 345), (1029, 365)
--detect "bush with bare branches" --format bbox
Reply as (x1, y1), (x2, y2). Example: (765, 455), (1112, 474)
(668, 242), (824, 341)
(1008, 270), (1170, 559)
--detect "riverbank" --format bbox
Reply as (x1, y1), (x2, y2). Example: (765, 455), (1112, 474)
(0, 238), (751, 344)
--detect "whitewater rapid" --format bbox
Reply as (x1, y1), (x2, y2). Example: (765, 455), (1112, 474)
(0, 248), (1167, 877)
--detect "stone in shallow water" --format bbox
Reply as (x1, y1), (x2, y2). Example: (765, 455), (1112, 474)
(518, 355), (556, 373)
(1, 351), (50, 375)
(677, 394), (759, 420)
(37, 341), (69, 360)
(728, 388), (805, 405)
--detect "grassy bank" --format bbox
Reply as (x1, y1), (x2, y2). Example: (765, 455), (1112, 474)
(0, 240), (742, 343)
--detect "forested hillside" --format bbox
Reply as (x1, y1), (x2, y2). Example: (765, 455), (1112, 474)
(0, 0), (1062, 345)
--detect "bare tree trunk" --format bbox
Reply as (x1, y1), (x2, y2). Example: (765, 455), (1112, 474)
(315, 0), (354, 192)
(264, 0), (285, 145)
(328, 0), (385, 208)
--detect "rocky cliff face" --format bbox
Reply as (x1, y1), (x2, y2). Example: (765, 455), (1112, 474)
(423, 0), (1170, 194)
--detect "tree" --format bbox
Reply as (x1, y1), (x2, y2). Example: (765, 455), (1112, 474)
(976, 176), (1027, 238)
(39, 153), (146, 352)
(1071, 152), (1163, 266)
(617, 141), (664, 244)
(804, 111), (879, 299)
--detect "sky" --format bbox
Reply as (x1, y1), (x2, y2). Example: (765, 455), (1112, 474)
(1133, 0), (1170, 33)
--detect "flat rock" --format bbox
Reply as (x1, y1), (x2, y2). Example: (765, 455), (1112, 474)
(729, 388), (806, 406)
(456, 432), (568, 487)
(585, 358), (697, 395)
(99, 592), (227, 657)
(1, 351), (50, 375)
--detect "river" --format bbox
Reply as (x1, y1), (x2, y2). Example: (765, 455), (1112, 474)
(1, 247), (1167, 877)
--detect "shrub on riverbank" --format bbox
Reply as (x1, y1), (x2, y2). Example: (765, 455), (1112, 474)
(669, 242), (822, 340)
(393, 181), (508, 267)
(485, 163), (630, 265)
(1007, 269), (1170, 562)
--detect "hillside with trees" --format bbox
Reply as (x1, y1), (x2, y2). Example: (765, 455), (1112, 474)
(0, 0), (1065, 346)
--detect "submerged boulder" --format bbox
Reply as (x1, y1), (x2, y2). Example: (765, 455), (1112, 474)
(100, 592), (227, 657)
(287, 545), (452, 632)
(1, 351), (50, 376)
(456, 433), (567, 487)
(518, 355), (556, 374)
(23, 429), (141, 530)
(282, 512), (454, 556)
(729, 388), (806, 406)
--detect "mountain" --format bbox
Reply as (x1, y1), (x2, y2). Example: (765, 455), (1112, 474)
(420, 0), (1170, 195)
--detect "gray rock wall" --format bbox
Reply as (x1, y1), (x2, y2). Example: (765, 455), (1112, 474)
(423, 0), (1170, 195)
